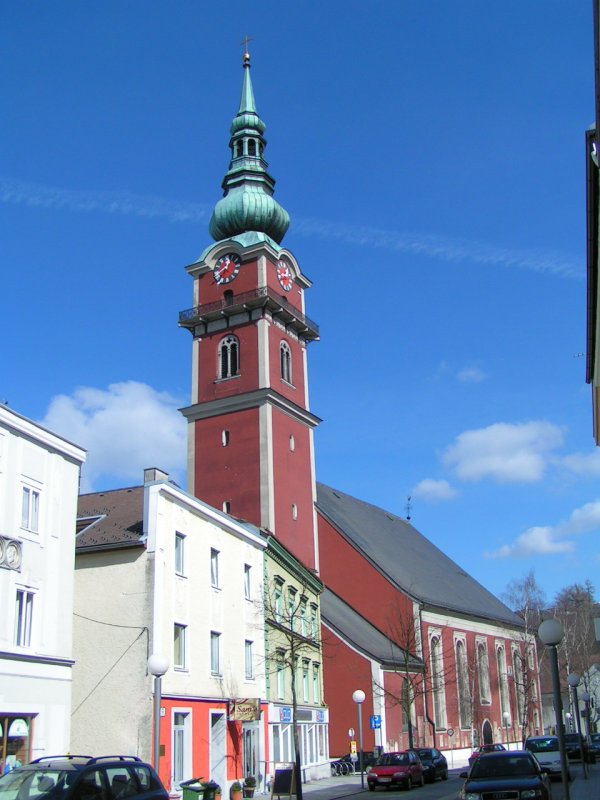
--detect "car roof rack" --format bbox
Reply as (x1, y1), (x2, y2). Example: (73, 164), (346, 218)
(87, 757), (143, 764)
(30, 756), (94, 764)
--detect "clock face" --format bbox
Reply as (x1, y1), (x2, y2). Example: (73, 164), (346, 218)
(276, 260), (293, 292)
(213, 253), (241, 284)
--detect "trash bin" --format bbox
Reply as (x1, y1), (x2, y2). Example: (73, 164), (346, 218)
(180, 780), (220, 800)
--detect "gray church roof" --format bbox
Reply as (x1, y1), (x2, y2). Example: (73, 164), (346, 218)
(320, 588), (423, 670)
(316, 483), (523, 628)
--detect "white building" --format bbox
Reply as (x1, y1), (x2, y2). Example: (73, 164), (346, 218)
(72, 469), (267, 794)
(0, 404), (86, 767)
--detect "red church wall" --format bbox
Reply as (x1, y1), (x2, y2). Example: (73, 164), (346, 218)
(193, 410), (261, 525)
(318, 514), (413, 638)
(268, 330), (306, 403)
(321, 632), (376, 757)
(271, 413), (316, 569)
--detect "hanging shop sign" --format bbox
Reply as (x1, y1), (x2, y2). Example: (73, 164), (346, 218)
(229, 698), (260, 721)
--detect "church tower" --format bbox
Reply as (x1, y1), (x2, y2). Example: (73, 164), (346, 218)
(179, 51), (320, 571)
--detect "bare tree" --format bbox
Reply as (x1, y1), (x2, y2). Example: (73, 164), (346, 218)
(554, 582), (599, 695)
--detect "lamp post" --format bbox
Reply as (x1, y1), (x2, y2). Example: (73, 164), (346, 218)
(568, 673), (588, 779)
(538, 619), (570, 800)
(581, 690), (591, 746)
(148, 654), (169, 774)
(352, 690), (366, 789)
(502, 712), (510, 748)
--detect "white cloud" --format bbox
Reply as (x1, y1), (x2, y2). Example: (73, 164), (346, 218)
(442, 421), (564, 483)
(560, 449), (600, 477)
(41, 381), (187, 492)
(411, 478), (458, 502)
(457, 366), (487, 384)
(485, 499), (600, 559)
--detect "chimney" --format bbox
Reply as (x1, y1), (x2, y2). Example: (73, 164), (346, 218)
(144, 467), (169, 484)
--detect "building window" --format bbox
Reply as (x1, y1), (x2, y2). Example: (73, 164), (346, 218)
(218, 335), (239, 379)
(288, 588), (297, 630)
(222, 430), (230, 446)
(277, 652), (285, 699)
(14, 589), (33, 647)
(248, 139), (256, 156)
(289, 435), (295, 451)
(211, 631), (221, 675)
(300, 600), (308, 636)
(172, 712), (191, 787)
(430, 634), (446, 729)
(245, 640), (254, 679)
(302, 661), (309, 702)
(291, 503), (298, 521)
(174, 623), (187, 668)
(244, 564), (251, 601)
(175, 532), (185, 575)
(275, 582), (283, 623)
(313, 664), (320, 703)
(280, 342), (292, 384)
(310, 604), (318, 640)
(456, 639), (471, 729)
(223, 500), (231, 513)
(211, 549), (220, 588)
(21, 487), (40, 532)
(497, 645), (511, 723)
(513, 647), (526, 722)
(477, 641), (491, 703)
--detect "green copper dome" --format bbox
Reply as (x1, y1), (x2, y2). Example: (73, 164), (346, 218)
(208, 53), (290, 244)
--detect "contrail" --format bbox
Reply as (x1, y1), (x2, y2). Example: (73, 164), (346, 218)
(0, 177), (583, 279)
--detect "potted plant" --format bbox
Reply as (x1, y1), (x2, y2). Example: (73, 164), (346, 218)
(230, 782), (242, 800)
(243, 777), (256, 798)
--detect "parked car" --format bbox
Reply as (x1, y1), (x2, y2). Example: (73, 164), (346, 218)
(414, 748), (448, 782)
(590, 732), (600, 758)
(367, 751), (424, 791)
(563, 733), (593, 762)
(524, 735), (568, 780)
(459, 751), (552, 800)
(330, 751), (377, 775)
(0, 755), (169, 800)
(467, 742), (506, 766)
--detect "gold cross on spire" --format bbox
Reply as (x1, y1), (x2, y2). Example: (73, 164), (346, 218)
(241, 34), (253, 65)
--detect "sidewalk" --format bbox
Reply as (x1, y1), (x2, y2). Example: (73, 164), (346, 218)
(558, 761), (600, 800)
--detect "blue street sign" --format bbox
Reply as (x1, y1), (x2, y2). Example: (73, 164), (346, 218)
(370, 715), (381, 729)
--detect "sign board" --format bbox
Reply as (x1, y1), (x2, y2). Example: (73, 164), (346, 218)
(271, 768), (295, 799)
(370, 715), (381, 729)
(229, 698), (261, 721)
(348, 728), (355, 738)
(447, 728), (454, 737)
(279, 707), (293, 724)
(350, 740), (357, 754)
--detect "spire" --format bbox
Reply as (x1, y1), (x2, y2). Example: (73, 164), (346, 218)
(208, 50), (290, 245)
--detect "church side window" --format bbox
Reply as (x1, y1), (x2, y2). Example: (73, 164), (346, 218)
(477, 640), (491, 703)
(456, 638), (471, 729)
(218, 335), (239, 379)
(430, 633), (447, 730)
(280, 341), (292, 384)
(497, 644), (511, 724)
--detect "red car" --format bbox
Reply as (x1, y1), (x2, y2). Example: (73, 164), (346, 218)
(468, 743), (506, 766)
(367, 751), (424, 791)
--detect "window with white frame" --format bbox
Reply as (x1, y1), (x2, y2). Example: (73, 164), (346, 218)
(313, 664), (320, 703)
(14, 589), (33, 647)
(275, 581), (284, 623)
(430, 633), (447, 729)
(218, 335), (239, 379)
(211, 631), (221, 675)
(456, 638), (471, 729)
(175, 532), (185, 575)
(477, 640), (491, 703)
(288, 588), (296, 630)
(497, 645), (511, 723)
(277, 652), (285, 699)
(280, 341), (292, 384)
(172, 711), (191, 787)
(310, 604), (318, 640)
(174, 623), (187, 668)
(245, 640), (254, 679)
(302, 660), (309, 702)
(211, 549), (220, 588)
(300, 599), (308, 636)
(244, 564), (251, 600)
(513, 647), (526, 722)
(21, 486), (40, 532)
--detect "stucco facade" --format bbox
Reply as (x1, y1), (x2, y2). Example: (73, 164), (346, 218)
(72, 472), (267, 794)
(0, 404), (85, 767)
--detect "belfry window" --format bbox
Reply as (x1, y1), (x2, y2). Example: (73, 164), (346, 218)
(235, 142), (243, 158)
(280, 341), (292, 384)
(218, 335), (239, 379)
(248, 139), (256, 156)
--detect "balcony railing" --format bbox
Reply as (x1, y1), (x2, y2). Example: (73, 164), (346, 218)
(179, 286), (320, 339)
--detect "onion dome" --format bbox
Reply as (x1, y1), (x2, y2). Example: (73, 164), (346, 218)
(208, 51), (290, 244)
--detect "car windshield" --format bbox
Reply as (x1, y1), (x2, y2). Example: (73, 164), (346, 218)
(527, 738), (559, 753)
(471, 755), (537, 779)
(417, 750), (432, 760)
(379, 754), (408, 766)
(564, 734), (579, 743)
(0, 769), (70, 800)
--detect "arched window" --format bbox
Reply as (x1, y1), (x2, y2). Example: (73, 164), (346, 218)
(430, 634), (446, 729)
(280, 341), (292, 384)
(235, 142), (243, 158)
(218, 335), (239, 379)
(456, 639), (471, 729)
(477, 641), (491, 703)
(224, 290), (234, 306)
(496, 645), (511, 723)
(248, 139), (256, 156)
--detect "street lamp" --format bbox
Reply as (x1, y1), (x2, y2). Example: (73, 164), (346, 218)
(148, 654), (169, 773)
(352, 690), (366, 789)
(502, 711), (510, 747)
(568, 673), (587, 779)
(538, 619), (570, 800)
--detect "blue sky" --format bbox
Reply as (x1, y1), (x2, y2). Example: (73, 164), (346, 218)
(3, 1), (597, 604)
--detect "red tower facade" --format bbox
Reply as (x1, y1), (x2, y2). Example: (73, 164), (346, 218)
(179, 55), (320, 571)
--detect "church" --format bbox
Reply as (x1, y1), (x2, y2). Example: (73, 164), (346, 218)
(71, 51), (543, 792)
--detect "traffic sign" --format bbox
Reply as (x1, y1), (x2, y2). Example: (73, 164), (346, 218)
(370, 715), (381, 729)
(447, 727), (454, 737)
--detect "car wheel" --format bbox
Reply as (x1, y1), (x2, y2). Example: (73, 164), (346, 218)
(419, 773), (424, 787)
(441, 770), (448, 781)
(405, 777), (412, 791)
(368, 786), (375, 792)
